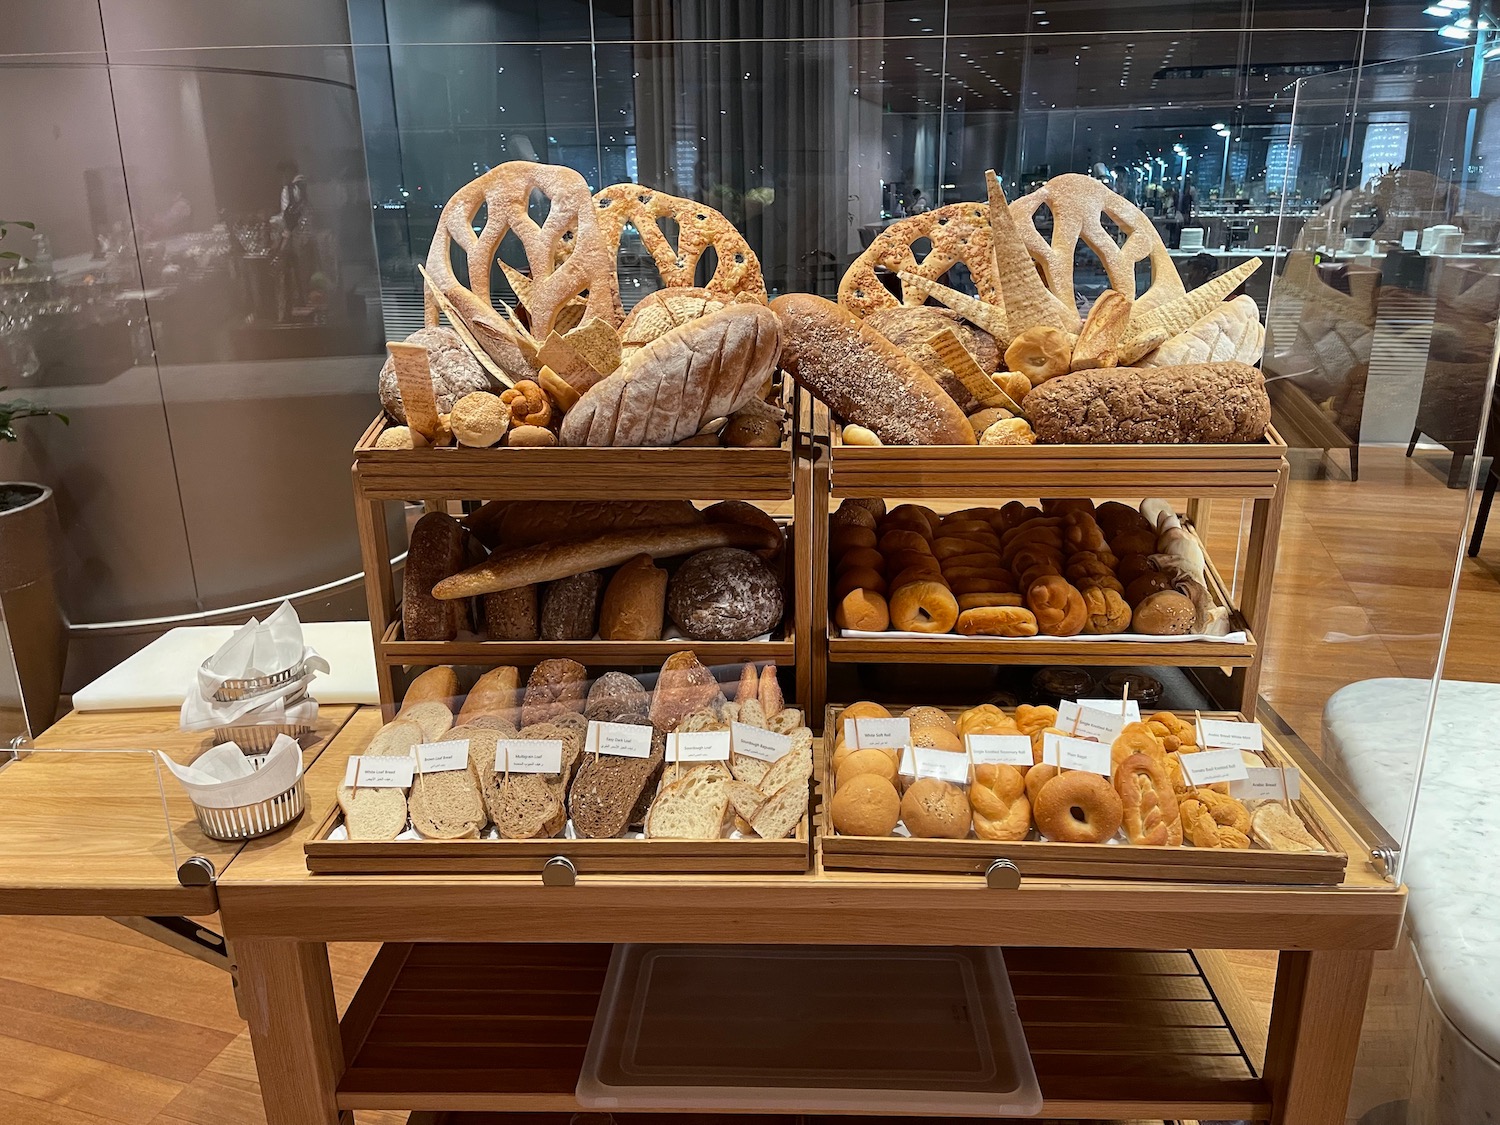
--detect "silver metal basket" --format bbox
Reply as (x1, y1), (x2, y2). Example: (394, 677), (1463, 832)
(208, 658), (308, 703)
(189, 749), (306, 841)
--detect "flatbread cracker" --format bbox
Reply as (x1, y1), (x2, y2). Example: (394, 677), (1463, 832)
(840, 201), (1001, 316)
(594, 184), (766, 301)
(987, 171), (1077, 335)
(1124, 257), (1261, 344)
(924, 328), (1013, 410)
(418, 265), (515, 388)
(898, 272), (1010, 344)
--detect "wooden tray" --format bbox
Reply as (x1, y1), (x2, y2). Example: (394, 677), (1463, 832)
(827, 524), (1256, 668)
(353, 382), (800, 502)
(815, 401), (1287, 500)
(817, 705), (1348, 885)
(305, 803), (810, 876)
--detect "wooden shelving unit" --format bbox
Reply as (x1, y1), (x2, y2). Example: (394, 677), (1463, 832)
(804, 401), (1290, 719)
(338, 942), (1268, 1121)
(351, 382), (814, 711)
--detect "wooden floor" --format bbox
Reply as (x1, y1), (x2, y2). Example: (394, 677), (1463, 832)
(0, 441), (1493, 1125)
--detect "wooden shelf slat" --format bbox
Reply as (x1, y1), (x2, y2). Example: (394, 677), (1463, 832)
(336, 943), (1269, 1120)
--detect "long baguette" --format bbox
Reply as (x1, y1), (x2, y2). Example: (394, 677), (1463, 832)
(432, 522), (779, 599)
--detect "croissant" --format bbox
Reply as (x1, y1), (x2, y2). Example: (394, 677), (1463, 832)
(560, 305), (780, 447)
(971, 763), (1032, 841)
(1027, 575), (1087, 637)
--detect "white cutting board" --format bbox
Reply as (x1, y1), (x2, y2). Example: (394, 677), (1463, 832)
(73, 622), (380, 711)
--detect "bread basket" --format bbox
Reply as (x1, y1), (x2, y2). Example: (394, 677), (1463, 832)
(207, 657), (309, 702)
(188, 745), (306, 842)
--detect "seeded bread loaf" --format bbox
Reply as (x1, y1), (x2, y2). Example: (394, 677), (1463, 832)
(1025, 361), (1271, 444)
(404, 512), (473, 640)
(771, 293), (974, 446)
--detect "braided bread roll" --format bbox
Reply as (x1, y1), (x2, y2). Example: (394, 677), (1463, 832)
(560, 305), (780, 447)
(971, 763), (1031, 841)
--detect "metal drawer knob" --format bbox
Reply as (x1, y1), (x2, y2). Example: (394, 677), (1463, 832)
(986, 858), (1021, 890)
(543, 856), (577, 886)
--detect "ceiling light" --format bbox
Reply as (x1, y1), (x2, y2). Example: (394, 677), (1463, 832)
(1212, 122), (1226, 130)
(1217, 128), (1231, 137)
(1438, 22), (1473, 36)
(1424, 2), (1450, 11)
(1441, 0), (1467, 8)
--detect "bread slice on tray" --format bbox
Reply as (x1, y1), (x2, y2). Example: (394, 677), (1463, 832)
(750, 779), (808, 840)
(568, 719), (664, 838)
(491, 773), (565, 839)
(758, 743), (813, 796)
(645, 766), (730, 839)
(337, 786), (408, 841)
(408, 771), (485, 839)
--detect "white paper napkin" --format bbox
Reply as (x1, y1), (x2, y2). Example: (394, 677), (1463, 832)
(161, 734), (305, 809)
(180, 602), (329, 731)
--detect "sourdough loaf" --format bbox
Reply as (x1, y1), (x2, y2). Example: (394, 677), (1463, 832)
(1025, 361), (1271, 444)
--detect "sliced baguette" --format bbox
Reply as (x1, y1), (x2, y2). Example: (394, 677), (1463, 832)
(645, 767), (730, 839)
(337, 786), (408, 840)
(408, 770), (485, 839)
(730, 753), (772, 787)
(758, 742), (813, 796)
(749, 779), (808, 840)
(724, 779), (767, 824)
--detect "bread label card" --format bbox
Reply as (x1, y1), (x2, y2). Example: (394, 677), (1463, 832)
(416, 739), (470, 773)
(1077, 697), (1142, 723)
(1198, 718), (1265, 753)
(1179, 748), (1251, 786)
(1041, 732), (1113, 776)
(669, 731), (731, 763)
(496, 739), (564, 774)
(966, 734), (1035, 768)
(903, 746), (970, 784)
(586, 721), (654, 759)
(1056, 701), (1126, 744)
(845, 716), (911, 748)
(1231, 767), (1302, 802)
(732, 722), (792, 763)
(343, 756), (414, 788)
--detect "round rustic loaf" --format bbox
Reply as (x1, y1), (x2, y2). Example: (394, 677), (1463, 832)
(666, 548), (784, 641)
(379, 326), (494, 424)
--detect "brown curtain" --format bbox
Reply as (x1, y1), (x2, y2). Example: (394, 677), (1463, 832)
(631, 1), (853, 296)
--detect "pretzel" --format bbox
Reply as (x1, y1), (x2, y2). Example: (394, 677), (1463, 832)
(1009, 173), (1185, 325)
(839, 201), (1001, 317)
(425, 162), (621, 375)
(593, 184), (766, 302)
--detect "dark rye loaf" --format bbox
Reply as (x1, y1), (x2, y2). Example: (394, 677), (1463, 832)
(1025, 361), (1271, 445)
(568, 717), (665, 838)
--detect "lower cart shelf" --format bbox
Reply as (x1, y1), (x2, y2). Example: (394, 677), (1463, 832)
(341, 943), (1269, 1121)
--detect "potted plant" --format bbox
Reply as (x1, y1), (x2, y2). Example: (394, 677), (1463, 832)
(0, 219), (70, 737)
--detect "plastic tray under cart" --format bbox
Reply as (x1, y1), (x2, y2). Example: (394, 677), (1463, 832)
(577, 944), (1042, 1116)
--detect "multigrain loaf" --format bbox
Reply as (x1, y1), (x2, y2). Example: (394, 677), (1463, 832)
(771, 294), (974, 446)
(1025, 361), (1271, 444)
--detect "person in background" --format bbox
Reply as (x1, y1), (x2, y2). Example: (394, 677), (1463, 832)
(908, 187), (929, 214)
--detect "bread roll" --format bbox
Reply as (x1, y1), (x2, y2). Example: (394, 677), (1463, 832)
(1026, 361), (1271, 444)
(404, 512), (471, 641)
(560, 305), (781, 447)
(770, 293), (974, 446)
(599, 554), (667, 641)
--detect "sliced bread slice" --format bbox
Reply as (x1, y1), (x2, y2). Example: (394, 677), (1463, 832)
(398, 700), (454, 742)
(491, 773), (563, 839)
(730, 753), (772, 787)
(568, 719), (664, 838)
(758, 742), (813, 796)
(645, 768), (730, 839)
(724, 779), (767, 824)
(749, 778), (808, 840)
(337, 785), (408, 840)
(408, 770), (485, 839)
(367, 718), (425, 757)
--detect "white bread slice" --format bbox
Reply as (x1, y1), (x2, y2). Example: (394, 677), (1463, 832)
(645, 768), (729, 838)
(737, 698), (767, 730)
(408, 770), (485, 839)
(367, 718), (425, 757)
(767, 708), (804, 735)
(758, 743), (813, 796)
(730, 753), (772, 787)
(399, 700), (454, 742)
(337, 785), (408, 840)
(750, 779), (807, 840)
(724, 779), (766, 823)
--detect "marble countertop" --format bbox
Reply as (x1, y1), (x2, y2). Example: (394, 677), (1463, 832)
(1324, 677), (1500, 1062)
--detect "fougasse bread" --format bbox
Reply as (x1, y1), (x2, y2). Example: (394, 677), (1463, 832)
(1024, 361), (1271, 445)
(770, 294), (974, 446)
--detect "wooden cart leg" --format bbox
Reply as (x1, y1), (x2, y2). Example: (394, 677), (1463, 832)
(1263, 948), (1376, 1125)
(352, 471), (399, 712)
(1230, 459), (1289, 714)
(235, 938), (346, 1125)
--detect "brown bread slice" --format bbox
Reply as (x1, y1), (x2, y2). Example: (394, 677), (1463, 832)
(568, 718), (665, 838)
(408, 771), (485, 839)
(490, 773), (563, 839)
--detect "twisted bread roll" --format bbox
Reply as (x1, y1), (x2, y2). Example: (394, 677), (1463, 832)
(1027, 574), (1087, 636)
(971, 763), (1031, 841)
(956, 704), (1019, 737)
(1113, 752), (1181, 846)
(1180, 797), (1251, 848)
